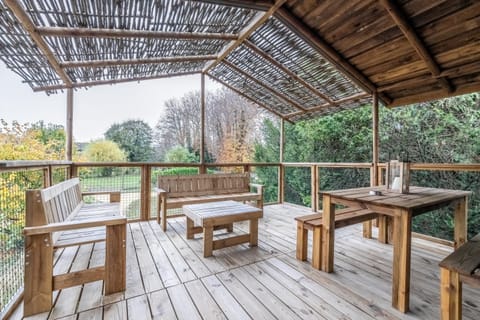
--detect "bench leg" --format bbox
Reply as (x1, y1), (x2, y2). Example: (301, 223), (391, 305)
(204, 226), (214, 257)
(24, 234), (53, 317)
(105, 224), (126, 294)
(312, 227), (322, 269)
(296, 222), (308, 261)
(249, 218), (258, 246)
(440, 267), (462, 320)
(227, 223), (234, 233)
(186, 217), (195, 239)
(161, 198), (167, 232)
(362, 220), (372, 239)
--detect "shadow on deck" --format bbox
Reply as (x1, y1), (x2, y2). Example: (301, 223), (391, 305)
(11, 204), (480, 320)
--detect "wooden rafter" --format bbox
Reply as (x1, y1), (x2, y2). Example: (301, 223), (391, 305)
(207, 73), (292, 122)
(379, 0), (453, 93)
(33, 71), (201, 92)
(61, 55), (218, 68)
(244, 40), (334, 104)
(285, 92), (371, 118)
(222, 60), (307, 112)
(274, 7), (392, 105)
(198, 0), (271, 11)
(203, 0), (288, 73)
(4, 0), (72, 87)
(37, 26), (238, 41)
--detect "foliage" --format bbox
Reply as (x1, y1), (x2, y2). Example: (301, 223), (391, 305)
(164, 146), (198, 163)
(254, 94), (480, 240)
(83, 140), (126, 177)
(105, 119), (154, 162)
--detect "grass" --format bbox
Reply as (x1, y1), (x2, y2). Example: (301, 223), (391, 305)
(80, 174), (141, 192)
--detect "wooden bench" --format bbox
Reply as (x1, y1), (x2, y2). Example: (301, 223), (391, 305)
(156, 173), (263, 231)
(295, 207), (378, 268)
(439, 233), (480, 320)
(23, 178), (127, 317)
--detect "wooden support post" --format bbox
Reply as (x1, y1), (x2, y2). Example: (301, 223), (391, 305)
(140, 165), (151, 220)
(70, 164), (78, 178)
(204, 226), (214, 257)
(43, 166), (52, 188)
(200, 73), (206, 166)
(105, 224), (126, 294)
(311, 165), (319, 212)
(278, 165), (285, 203)
(392, 209), (412, 313)
(66, 88), (74, 161)
(321, 195), (335, 272)
(453, 196), (467, 248)
(296, 222), (308, 261)
(440, 267), (462, 320)
(249, 218), (258, 246)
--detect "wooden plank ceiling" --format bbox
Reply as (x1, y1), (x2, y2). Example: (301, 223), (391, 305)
(0, 0), (479, 122)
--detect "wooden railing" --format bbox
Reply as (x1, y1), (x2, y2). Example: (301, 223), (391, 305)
(1, 160), (479, 318)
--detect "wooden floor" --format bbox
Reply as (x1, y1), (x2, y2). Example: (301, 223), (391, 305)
(10, 204), (480, 320)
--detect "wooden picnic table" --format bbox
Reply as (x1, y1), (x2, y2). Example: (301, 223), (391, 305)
(318, 186), (471, 313)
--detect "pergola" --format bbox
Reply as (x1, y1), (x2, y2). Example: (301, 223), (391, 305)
(2, 0), (479, 125)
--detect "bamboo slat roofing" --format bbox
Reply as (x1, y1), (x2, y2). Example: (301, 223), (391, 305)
(1, 0), (479, 122)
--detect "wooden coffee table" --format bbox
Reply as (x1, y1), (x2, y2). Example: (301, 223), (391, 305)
(183, 200), (263, 257)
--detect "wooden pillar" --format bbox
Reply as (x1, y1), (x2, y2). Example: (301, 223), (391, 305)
(66, 88), (73, 161)
(278, 119), (285, 203)
(200, 73), (206, 166)
(140, 165), (151, 220)
(364, 92), (379, 239)
(372, 92), (379, 186)
(311, 165), (319, 212)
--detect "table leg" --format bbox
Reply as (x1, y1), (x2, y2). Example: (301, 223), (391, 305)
(186, 217), (194, 239)
(249, 218), (258, 246)
(321, 195), (335, 272)
(392, 210), (412, 313)
(378, 215), (389, 244)
(203, 226), (213, 257)
(454, 196), (467, 249)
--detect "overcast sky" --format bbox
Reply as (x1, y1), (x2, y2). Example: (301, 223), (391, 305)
(0, 63), (220, 142)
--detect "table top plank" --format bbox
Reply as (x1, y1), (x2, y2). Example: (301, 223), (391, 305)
(321, 186), (471, 210)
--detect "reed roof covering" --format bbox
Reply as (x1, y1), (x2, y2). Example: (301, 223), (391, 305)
(1, 0), (479, 121)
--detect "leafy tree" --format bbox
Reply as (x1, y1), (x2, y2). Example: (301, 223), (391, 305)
(83, 140), (126, 176)
(164, 146), (198, 163)
(105, 120), (154, 162)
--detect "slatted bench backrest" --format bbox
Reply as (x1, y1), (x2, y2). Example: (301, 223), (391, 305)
(26, 178), (83, 228)
(157, 173), (250, 198)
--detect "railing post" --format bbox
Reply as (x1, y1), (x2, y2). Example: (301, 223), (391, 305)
(311, 165), (319, 212)
(43, 166), (52, 187)
(243, 164), (250, 174)
(199, 164), (207, 174)
(278, 164), (284, 203)
(140, 165), (151, 220)
(70, 163), (78, 178)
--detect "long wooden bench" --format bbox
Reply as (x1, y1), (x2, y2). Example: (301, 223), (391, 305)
(23, 178), (127, 317)
(156, 173), (263, 231)
(439, 233), (480, 320)
(295, 207), (378, 268)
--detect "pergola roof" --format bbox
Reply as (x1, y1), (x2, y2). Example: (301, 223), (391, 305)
(0, 0), (479, 122)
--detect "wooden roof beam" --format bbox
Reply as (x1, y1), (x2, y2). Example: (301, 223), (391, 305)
(61, 55), (218, 68)
(33, 71), (201, 92)
(4, 0), (72, 87)
(244, 40), (334, 105)
(274, 7), (392, 105)
(207, 73), (293, 123)
(36, 27), (238, 41)
(285, 92), (371, 118)
(380, 0), (453, 93)
(203, 0), (288, 73)
(222, 60), (307, 112)
(196, 0), (272, 11)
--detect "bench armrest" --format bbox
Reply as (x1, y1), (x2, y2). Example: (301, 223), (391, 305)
(249, 183), (264, 194)
(154, 187), (168, 197)
(82, 191), (121, 203)
(24, 216), (127, 236)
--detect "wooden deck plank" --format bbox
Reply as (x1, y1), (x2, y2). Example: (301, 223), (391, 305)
(10, 204), (480, 320)
(184, 279), (226, 320)
(147, 289), (176, 320)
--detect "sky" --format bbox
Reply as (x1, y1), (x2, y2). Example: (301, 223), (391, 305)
(0, 63), (219, 142)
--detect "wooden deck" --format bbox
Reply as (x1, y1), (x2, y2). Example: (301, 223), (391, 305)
(10, 204), (480, 320)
